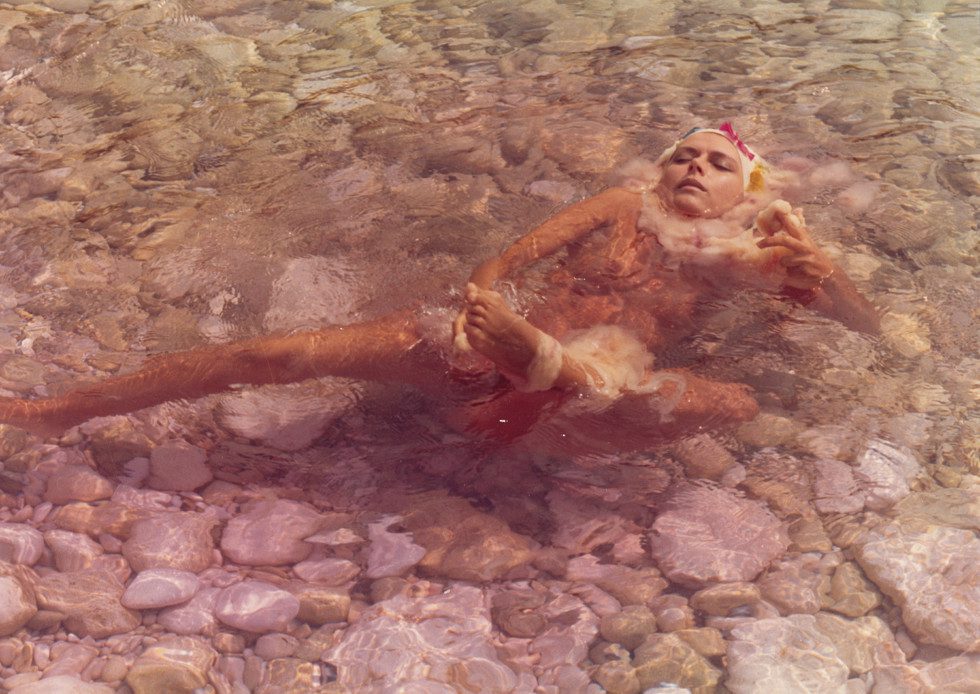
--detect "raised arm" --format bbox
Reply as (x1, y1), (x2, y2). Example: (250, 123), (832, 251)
(466, 186), (642, 289)
(756, 202), (880, 335)
(454, 187), (641, 346)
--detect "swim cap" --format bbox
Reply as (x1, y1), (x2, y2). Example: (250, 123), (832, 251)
(658, 122), (766, 192)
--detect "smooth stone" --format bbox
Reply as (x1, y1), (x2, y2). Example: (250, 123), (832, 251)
(85, 419), (154, 478)
(0, 523), (44, 565)
(566, 554), (667, 606)
(526, 180), (579, 203)
(491, 588), (549, 639)
(43, 529), (104, 572)
(110, 486), (172, 512)
(673, 627), (727, 658)
(599, 606), (658, 651)
(50, 503), (143, 538)
(122, 512), (216, 573)
(854, 521), (980, 652)
(0, 576), (36, 637)
(43, 465), (114, 505)
(727, 616), (850, 693)
(757, 556), (827, 616)
(671, 434), (736, 480)
(397, 493), (535, 582)
(214, 581), (300, 634)
(147, 441), (212, 492)
(736, 413), (804, 448)
(828, 562), (881, 617)
(521, 591), (600, 685)
(254, 633), (299, 660)
(853, 440), (920, 511)
(812, 458), (865, 514)
(548, 490), (643, 559)
(742, 450), (814, 518)
(292, 625), (338, 663)
(8, 675), (113, 694)
(540, 121), (626, 176)
(0, 638), (25, 667)
(126, 636), (216, 694)
(364, 517), (426, 579)
(648, 484), (789, 588)
(285, 582), (350, 626)
(880, 312), (931, 358)
(918, 655), (980, 692)
(215, 386), (348, 452)
(51, 502), (145, 537)
(293, 558), (360, 585)
(812, 613), (904, 675)
(212, 632), (246, 654)
(157, 587), (221, 636)
(40, 642), (97, 679)
(33, 569), (139, 639)
(632, 633), (721, 692)
(25, 609), (62, 632)
(99, 654), (129, 683)
(0, 424), (28, 460)
(257, 658), (332, 694)
(689, 582), (761, 617)
(370, 577), (411, 604)
(3, 674), (42, 691)
(892, 487), (980, 531)
(121, 569), (200, 609)
(649, 595), (695, 633)
(324, 586), (518, 692)
(593, 660), (641, 694)
(787, 517), (834, 553)
(220, 499), (323, 566)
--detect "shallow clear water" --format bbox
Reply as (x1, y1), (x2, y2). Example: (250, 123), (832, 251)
(0, 0), (977, 692)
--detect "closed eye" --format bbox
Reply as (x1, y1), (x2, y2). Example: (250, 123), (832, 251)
(710, 154), (737, 172)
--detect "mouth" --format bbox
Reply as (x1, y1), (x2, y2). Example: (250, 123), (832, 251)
(677, 178), (706, 192)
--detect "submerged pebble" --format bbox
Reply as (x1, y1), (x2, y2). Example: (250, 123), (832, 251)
(0, 0), (975, 690)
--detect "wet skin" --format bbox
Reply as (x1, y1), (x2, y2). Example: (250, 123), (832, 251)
(0, 132), (879, 445)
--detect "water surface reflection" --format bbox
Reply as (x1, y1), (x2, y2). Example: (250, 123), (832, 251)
(0, 0), (977, 692)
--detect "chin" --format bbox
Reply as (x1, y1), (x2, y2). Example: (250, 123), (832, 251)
(673, 199), (718, 218)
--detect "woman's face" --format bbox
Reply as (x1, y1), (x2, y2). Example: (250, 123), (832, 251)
(656, 132), (745, 218)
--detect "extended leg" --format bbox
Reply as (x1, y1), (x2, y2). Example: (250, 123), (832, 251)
(520, 370), (759, 454)
(0, 311), (447, 435)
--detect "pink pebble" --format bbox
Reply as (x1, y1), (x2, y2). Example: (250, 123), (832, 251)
(0, 523), (44, 565)
(121, 569), (201, 610)
(214, 581), (299, 634)
(293, 558), (360, 585)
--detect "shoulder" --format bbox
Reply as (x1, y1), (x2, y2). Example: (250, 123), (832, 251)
(590, 186), (643, 212)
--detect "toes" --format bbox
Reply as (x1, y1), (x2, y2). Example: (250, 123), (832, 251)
(463, 321), (488, 346)
(471, 287), (504, 309)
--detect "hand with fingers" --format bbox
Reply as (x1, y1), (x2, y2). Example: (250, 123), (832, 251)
(754, 200), (834, 290)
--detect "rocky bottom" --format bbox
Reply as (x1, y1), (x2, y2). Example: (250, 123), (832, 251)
(0, 412), (977, 694)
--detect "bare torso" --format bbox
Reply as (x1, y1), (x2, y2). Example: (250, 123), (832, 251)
(522, 189), (763, 352)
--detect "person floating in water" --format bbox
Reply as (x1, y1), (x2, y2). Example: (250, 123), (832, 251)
(0, 124), (879, 448)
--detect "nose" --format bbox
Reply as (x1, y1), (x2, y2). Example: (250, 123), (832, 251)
(687, 155), (705, 174)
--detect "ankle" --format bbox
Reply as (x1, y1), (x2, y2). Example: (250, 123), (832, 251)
(520, 332), (563, 391)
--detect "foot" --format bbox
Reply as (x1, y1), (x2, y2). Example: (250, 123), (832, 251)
(462, 284), (547, 381)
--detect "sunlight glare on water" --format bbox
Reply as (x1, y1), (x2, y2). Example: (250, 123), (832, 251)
(0, 0), (977, 691)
